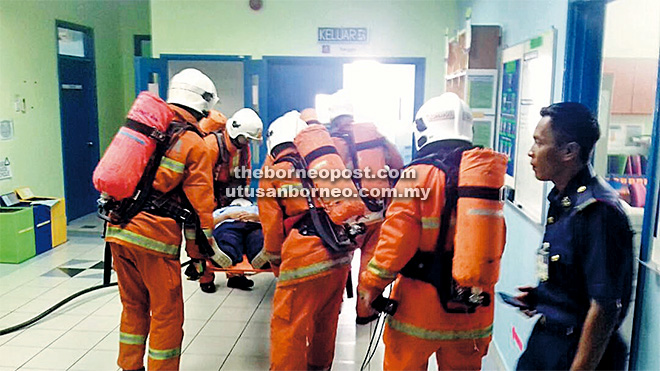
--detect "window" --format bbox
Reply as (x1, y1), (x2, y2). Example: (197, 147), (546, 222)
(57, 27), (86, 57)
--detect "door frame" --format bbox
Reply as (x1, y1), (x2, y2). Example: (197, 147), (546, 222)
(55, 20), (100, 220)
(563, 1), (659, 369)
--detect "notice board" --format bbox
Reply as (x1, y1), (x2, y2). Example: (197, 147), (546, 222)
(514, 30), (556, 224)
(497, 43), (525, 188)
(496, 30), (556, 224)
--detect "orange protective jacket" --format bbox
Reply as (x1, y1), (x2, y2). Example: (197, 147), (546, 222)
(105, 105), (215, 260)
(258, 147), (353, 286)
(360, 163), (494, 340)
(199, 109), (227, 134)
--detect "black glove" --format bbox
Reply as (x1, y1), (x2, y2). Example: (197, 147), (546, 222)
(184, 259), (205, 281)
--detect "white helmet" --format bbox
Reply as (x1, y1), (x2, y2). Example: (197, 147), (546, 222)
(230, 198), (252, 207)
(267, 110), (308, 156)
(328, 89), (354, 121)
(226, 108), (263, 141)
(167, 68), (219, 115)
(413, 92), (473, 151)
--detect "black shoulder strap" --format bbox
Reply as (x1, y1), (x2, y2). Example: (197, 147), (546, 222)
(274, 153), (316, 191)
(408, 147), (470, 255)
(213, 131), (229, 166)
(124, 119), (168, 144)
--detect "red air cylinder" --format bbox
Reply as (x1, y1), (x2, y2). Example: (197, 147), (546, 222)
(294, 125), (366, 225)
(453, 148), (507, 288)
(93, 91), (173, 200)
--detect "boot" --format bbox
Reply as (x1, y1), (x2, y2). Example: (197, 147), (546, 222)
(227, 275), (254, 290)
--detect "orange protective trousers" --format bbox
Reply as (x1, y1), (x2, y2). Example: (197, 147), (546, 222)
(270, 267), (349, 370)
(355, 223), (381, 318)
(383, 326), (490, 371)
(111, 242), (183, 370)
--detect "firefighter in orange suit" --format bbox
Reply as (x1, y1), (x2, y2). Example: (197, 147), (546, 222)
(326, 89), (404, 324)
(258, 111), (351, 370)
(198, 108), (263, 293)
(358, 93), (493, 370)
(105, 68), (225, 371)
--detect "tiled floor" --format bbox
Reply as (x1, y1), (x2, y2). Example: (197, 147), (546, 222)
(0, 225), (503, 370)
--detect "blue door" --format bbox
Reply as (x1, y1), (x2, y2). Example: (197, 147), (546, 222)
(263, 57), (343, 125)
(260, 57), (344, 169)
(57, 22), (100, 221)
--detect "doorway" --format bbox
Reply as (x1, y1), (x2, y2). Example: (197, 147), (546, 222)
(56, 21), (100, 221)
(263, 56), (424, 166)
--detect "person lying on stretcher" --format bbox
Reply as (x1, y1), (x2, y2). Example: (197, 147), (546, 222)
(201, 198), (269, 292)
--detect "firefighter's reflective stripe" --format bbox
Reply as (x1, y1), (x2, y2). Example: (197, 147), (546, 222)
(184, 228), (196, 240)
(159, 156), (185, 174)
(421, 217), (440, 230)
(107, 226), (180, 256)
(119, 332), (147, 345)
(148, 347), (181, 360)
(366, 260), (397, 280)
(251, 249), (269, 269)
(264, 251), (282, 265)
(467, 209), (504, 217)
(202, 228), (213, 238)
(387, 317), (493, 340)
(279, 255), (352, 283)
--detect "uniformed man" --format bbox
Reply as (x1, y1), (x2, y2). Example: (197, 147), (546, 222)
(515, 102), (633, 370)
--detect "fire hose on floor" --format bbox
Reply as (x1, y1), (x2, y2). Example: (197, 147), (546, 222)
(0, 242), (119, 336)
(0, 240), (353, 337)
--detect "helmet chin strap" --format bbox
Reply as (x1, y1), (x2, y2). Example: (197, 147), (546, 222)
(171, 103), (205, 122)
(230, 136), (247, 149)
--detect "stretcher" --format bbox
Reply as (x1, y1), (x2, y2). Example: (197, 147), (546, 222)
(205, 254), (354, 298)
(206, 255), (272, 275)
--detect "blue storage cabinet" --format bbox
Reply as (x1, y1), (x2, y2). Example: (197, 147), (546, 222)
(33, 204), (52, 255)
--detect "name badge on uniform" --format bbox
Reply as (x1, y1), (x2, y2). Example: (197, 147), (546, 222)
(537, 242), (550, 282)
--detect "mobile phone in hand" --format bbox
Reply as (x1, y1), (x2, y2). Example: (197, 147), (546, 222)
(498, 292), (531, 310)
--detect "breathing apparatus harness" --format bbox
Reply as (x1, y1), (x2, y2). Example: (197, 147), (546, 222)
(361, 145), (500, 369)
(273, 144), (365, 254)
(398, 145), (495, 314)
(330, 127), (387, 213)
(97, 120), (217, 257)
(211, 130), (249, 208)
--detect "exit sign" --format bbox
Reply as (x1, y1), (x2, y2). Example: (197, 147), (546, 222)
(318, 27), (368, 43)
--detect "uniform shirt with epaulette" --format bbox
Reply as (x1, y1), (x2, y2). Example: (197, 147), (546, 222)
(535, 165), (633, 329)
